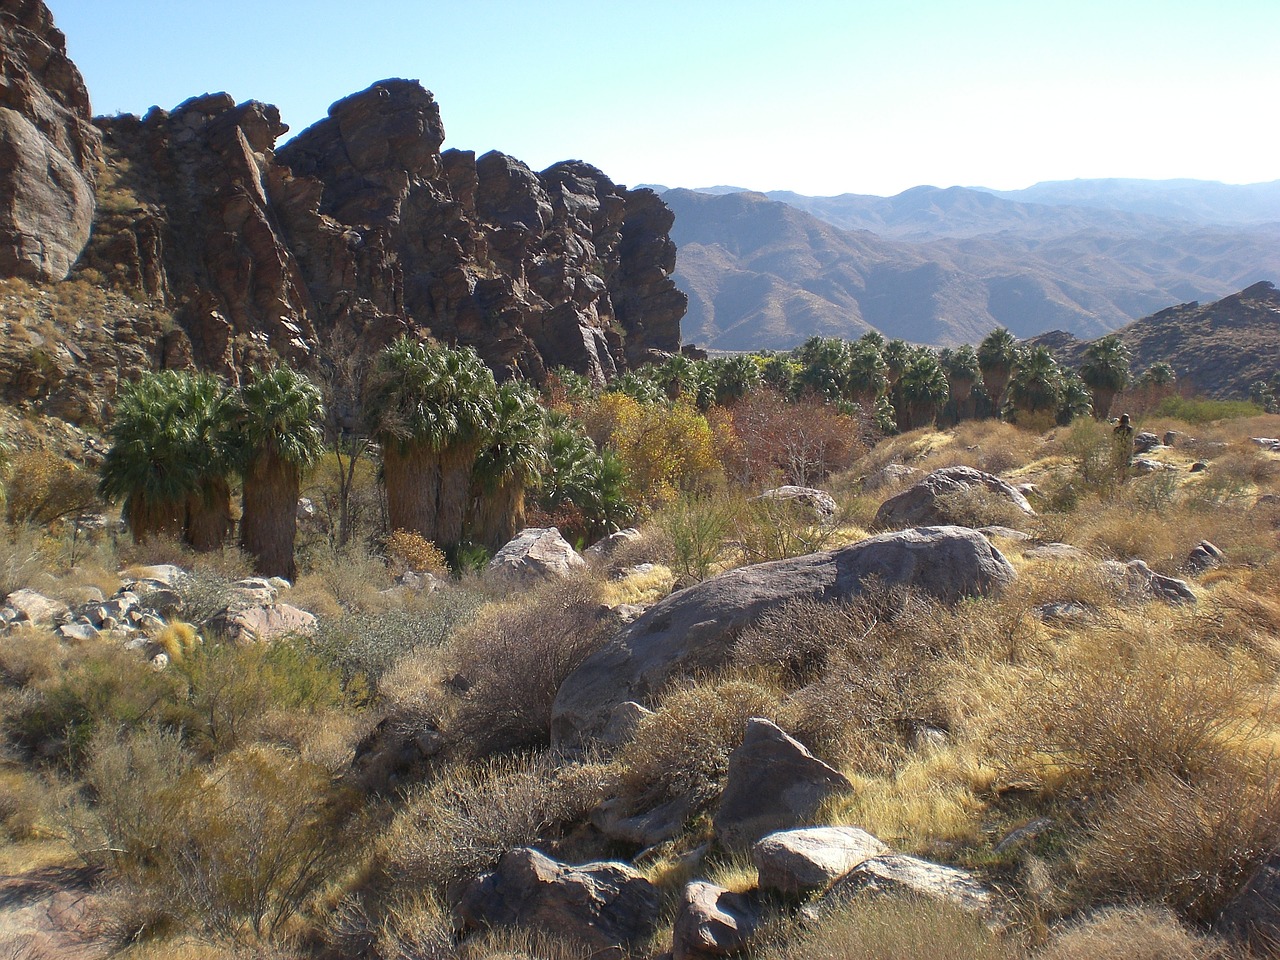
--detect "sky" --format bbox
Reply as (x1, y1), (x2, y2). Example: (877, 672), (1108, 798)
(45, 0), (1280, 198)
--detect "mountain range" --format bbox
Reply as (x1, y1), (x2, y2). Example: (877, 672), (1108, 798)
(652, 180), (1280, 351)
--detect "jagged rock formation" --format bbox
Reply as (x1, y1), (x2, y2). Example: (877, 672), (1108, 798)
(79, 76), (684, 383)
(0, 0), (101, 281)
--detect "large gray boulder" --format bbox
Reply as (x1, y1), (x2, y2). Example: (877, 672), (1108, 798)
(551, 526), (1015, 748)
(487, 527), (586, 586)
(672, 881), (761, 960)
(1217, 849), (1280, 951)
(753, 826), (889, 895)
(455, 847), (660, 952)
(206, 602), (317, 643)
(874, 466), (1034, 530)
(714, 719), (852, 850)
(827, 853), (996, 916)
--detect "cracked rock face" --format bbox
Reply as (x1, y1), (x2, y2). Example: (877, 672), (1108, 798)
(0, 0), (101, 281)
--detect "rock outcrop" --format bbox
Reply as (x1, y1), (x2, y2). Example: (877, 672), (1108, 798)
(551, 525), (1016, 748)
(874, 466), (1035, 530)
(0, 0), (100, 281)
(753, 826), (889, 895)
(81, 77), (684, 384)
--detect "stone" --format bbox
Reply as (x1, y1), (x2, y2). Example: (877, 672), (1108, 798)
(992, 817), (1054, 854)
(1190, 460), (1208, 472)
(979, 526), (1031, 541)
(1163, 430), (1183, 446)
(455, 848), (661, 952)
(1023, 542), (1086, 562)
(1133, 431), (1161, 453)
(488, 527), (586, 586)
(600, 701), (653, 747)
(592, 794), (693, 848)
(2, 589), (68, 627)
(585, 528), (643, 561)
(1250, 437), (1280, 452)
(827, 854), (995, 916)
(862, 463), (922, 493)
(552, 526), (1015, 748)
(1037, 601), (1092, 624)
(713, 719), (852, 850)
(1131, 457), (1164, 474)
(266, 576), (292, 591)
(873, 466), (1034, 530)
(753, 827), (889, 896)
(1217, 848), (1280, 951)
(1101, 559), (1196, 604)
(57, 622), (98, 641)
(1186, 540), (1224, 573)
(755, 486), (838, 521)
(672, 881), (761, 960)
(206, 602), (317, 643)
(121, 564), (188, 590)
(230, 577), (279, 606)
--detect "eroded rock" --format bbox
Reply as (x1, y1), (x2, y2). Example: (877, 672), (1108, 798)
(873, 466), (1034, 530)
(753, 826), (889, 896)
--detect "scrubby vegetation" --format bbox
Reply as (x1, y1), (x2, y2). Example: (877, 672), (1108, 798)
(0, 321), (1278, 958)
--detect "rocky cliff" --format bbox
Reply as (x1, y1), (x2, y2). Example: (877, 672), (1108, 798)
(77, 78), (684, 386)
(0, 2), (685, 424)
(0, 0), (101, 281)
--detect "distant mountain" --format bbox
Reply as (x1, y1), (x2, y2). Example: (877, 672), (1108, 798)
(1026, 281), (1280, 399)
(664, 188), (1280, 351)
(973, 178), (1280, 225)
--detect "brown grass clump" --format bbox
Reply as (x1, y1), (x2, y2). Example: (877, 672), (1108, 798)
(376, 753), (611, 896)
(920, 419), (1046, 477)
(752, 894), (1018, 960)
(617, 678), (780, 810)
(384, 529), (449, 577)
(1034, 906), (1231, 960)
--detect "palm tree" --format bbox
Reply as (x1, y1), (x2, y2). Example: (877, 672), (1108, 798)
(846, 340), (888, 407)
(977, 328), (1018, 418)
(367, 338), (497, 549)
(1138, 362), (1175, 388)
(898, 348), (950, 430)
(469, 382), (547, 551)
(236, 367), (325, 580)
(710, 355), (760, 407)
(940, 344), (981, 423)
(793, 337), (851, 402)
(1080, 334), (1131, 420)
(1007, 347), (1064, 419)
(100, 371), (237, 547)
(1056, 369), (1093, 424)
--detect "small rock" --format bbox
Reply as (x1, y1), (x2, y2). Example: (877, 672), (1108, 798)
(713, 718), (853, 850)
(754, 827), (889, 896)
(1186, 540), (1224, 574)
(231, 578), (279, 606)
(1133, 431), (1161, 453)
(2, 589), (69, 627)
(862, 464), (922, 493)
(827, 854), (995, 916)
(1190, 460), (1208, 472)
(1163, 431), (1183, 447)
(672, 881), (761, 960)
(592, 795), (693, 848)
(1250, 437), (1280, 452)
(979, 526), (1031, 541)
(993, 817), (1054, 854)
(1037, 601), (1092, 623)
(1102, 559), (1196, 604)
(58, 622), (99, 641)
(121, 564), (188, 590)
(601, 701), (653, 747)
(487, 527), (587, 587)
(585, 527), (643, 561)
(755, 486), (838, 522)
(266, 576), (292, 591)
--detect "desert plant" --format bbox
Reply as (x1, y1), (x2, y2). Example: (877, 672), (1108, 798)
(235, 367), (325, 581)
(654, 493), (734, 582)
(1079, 334), (1131, 421)
(977, 327), (1018, 417)
(1034, 905), (1228, 960)
(468, 381), (547, 551)
(3, 448), (99, 525)
(734, 496), (837, 564)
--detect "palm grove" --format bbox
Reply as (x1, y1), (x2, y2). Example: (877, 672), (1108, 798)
(97, 329), (1161, 575)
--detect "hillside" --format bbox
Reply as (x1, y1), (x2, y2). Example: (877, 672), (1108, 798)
(977, 177), (1280, 224)
(1027, 280), (1280, 398)
(665, 188), (1280, 351)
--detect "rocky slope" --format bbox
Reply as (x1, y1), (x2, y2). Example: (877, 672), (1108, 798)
(1027, 280), (1280, 398)
(664, 186), (1280, 351)
(0, 0), (101, 281)
(0, 2), (686, 425)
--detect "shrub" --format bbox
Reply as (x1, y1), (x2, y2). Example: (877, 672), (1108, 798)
(1154, 395), (1263, 423)
(384, 529), (449, 577)
(443, 577), (614, 756)
(652, 494), (734, 582)
(733, 496), (837, 564)
(3, 448), (99, 525)
(617, 678), (780, 810)
(1034, 906), (1228, 960)
(720, 389), (864, 488)
(933, 485), (1033, 530)
(0, 523), (47, 598)
(292, 542), (392, 616)
(377, 753), (611, 895)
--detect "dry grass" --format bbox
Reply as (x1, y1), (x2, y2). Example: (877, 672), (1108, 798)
(1034, 906), (1232, 960)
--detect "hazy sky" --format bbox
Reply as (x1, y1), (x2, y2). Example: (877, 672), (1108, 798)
(46, 0), (1279, 197)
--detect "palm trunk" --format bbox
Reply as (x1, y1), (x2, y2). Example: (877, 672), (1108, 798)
(436, 442), (479, 548)
(126, 494), (186, 545)
(383, 443), (440, 540)
(240, 449), (302, 581)
(185, 477), (233, 551)
(1092, 387), (1118, 421)
(471, 481), (525, 552)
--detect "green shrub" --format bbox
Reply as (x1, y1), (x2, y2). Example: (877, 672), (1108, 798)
(734, 496), (836, 564)
(653, 494), (734, 582)
(1154, 395), (1263, 424)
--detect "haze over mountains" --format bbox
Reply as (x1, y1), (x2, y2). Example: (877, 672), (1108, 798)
(648, 179), (1280, 350)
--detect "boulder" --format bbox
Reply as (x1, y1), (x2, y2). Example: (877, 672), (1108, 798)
(552, 526), (1015, 748)
(755, 486), (837, 521)
(862, 464), (921, 492)
(1163, 430), (1183, 447)
(455, 848), (660, 952)
(230, 577), (280, 607)
(1216, 848), (1280, 951)
(1250, 438), (1280, 452)
(585, 527), (643, 561)
(713, 719), (852, 851)
(1102, 559), (1196, 604)
(121, 564), (188, 591)
(488, 527), (586, 586)
(207, 602), (317, 643)
(1133, 431), (1161, 453)
(1190, 460), (1208, 473)
(1186, 540), (1224, 574)
(672, 881), (760, 960)
(827, 854), (995, 916)
(2, 588), (68, 627)
(873, 467), (1034, 530)
(753, 826), (889, 895)
(592, 794), (693, 848)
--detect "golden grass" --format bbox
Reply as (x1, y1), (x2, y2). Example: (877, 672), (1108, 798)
(599, 562), (675, 607)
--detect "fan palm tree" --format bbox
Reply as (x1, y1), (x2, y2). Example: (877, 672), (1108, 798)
(367, 338), (497, 548)
(793, 337), (851, 402)
(940, 344), (981, 423)
(899, 348), (951, 430)
(1080, 334), (1132, 420)
(100, 371), (237, 547)
(469, 382), (548, 551)
(977, 328), (1018, 418)
(1007, 347), (1064, 418)
(847, 340), (888, 407)
(1138, 362), (1175, 388)
(1056, 369), (1094, 425)
(236, 367), (325, 580)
